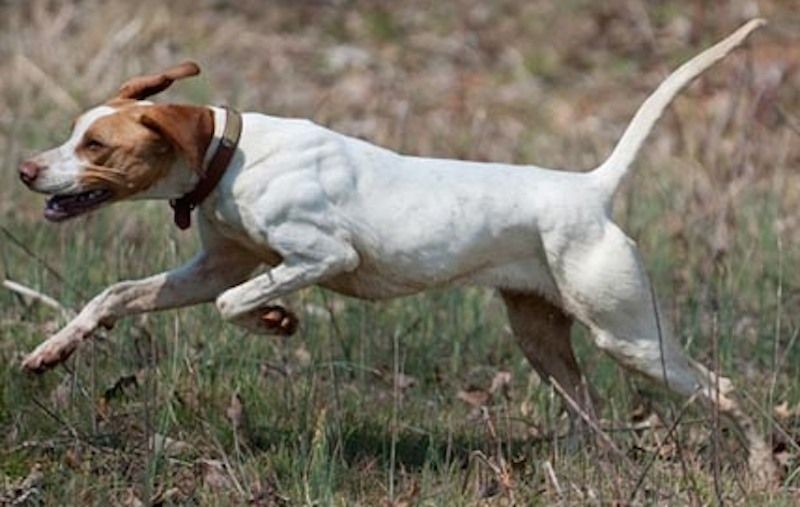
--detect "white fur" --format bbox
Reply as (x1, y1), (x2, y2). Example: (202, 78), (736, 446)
(29, 105), (116, 195)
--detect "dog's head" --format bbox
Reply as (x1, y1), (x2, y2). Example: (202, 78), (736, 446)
(19, 62), (214, 222)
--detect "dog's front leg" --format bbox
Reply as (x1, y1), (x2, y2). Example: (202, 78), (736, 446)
(215, 232), (358, 324)
(22, 248), (260, 373)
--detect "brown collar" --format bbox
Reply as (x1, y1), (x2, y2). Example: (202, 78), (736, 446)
(170, 106), (242, 230)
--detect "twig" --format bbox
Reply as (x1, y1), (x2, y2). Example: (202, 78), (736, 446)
(319, 292), (346, 475)
(768, 234), (784, 454)
(2, 279), (74, 319)
(550, 380), (639, 478)
(543, 459), (563, 499)
(29, 397), (81, 442)
(711, 309), (724, 506)
(388, 325), (400, 503)
(0, 225), (85, 298)
(775, 326), (800, 389)
(629, 391), (700, 502)
(478, 407), (516, 504)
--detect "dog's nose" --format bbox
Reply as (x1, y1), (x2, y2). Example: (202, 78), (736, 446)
(19, 160), (43, 186)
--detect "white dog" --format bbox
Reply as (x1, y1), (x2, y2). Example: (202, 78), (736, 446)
(19, 19), (774, 482)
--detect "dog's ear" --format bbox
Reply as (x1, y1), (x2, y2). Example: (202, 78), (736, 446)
(140, 104), (214, 173)
(115, 61), (200, 101)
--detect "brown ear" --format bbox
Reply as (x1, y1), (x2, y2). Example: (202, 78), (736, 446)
(140, 105), (214, 173)
(115, 61), (201, 101)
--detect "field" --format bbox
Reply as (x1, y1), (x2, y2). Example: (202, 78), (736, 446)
(2, 0), (800, 504)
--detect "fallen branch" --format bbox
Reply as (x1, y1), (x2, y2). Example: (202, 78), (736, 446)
(3, 279), (74, 319)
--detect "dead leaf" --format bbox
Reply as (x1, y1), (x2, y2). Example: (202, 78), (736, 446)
(393, 373), (417, 391)
(121, 488), (145, 507)
(64, 446), (83, 470)
(489, 371), (512, 398)
(457, 388), (491, 408)
(520, 400), (534, 417)
(774, 400), (800, 421)
(227, 392), (246, 430)
(151, 433), (193, 458)
(179, 385), (201, 412)
(294, 346), (312, 367)
(20, 463), (44, 490)
(174, 467), (199, 500)
(383, 478), (420, 507)
(528, 370), (541, 389)
(150, 486), (184, 505)
(4, 423), (18, 447)
(260, 362), (289, 379)
(775, 450), (793, 468)
(3, 464), (46, 506)
(196, 459), (232, 491)
(249, 478), (289, 506)
(49, 377), (71, 410)
(96, 397), (111, 422)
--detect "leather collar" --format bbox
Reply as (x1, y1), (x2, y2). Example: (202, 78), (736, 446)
(170, 106), (242, 230)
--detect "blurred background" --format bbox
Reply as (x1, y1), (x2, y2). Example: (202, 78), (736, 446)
(1, 0), (799, 504)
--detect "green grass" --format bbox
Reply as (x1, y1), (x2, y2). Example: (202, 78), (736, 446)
(3, 1), (800, 504)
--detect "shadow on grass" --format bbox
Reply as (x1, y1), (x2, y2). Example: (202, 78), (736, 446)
(249, 419), (545, 471)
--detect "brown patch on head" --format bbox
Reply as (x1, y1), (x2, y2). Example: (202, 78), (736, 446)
(76, 104), (213, 200)
(140, 105), (214, 174)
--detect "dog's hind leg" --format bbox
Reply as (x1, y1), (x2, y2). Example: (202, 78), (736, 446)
(552, 222), (777, 486)
(500, 290), (598, 420)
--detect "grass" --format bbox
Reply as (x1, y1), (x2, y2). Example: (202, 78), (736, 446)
(2, 0), (800, 504)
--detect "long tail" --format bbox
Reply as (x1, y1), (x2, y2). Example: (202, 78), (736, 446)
(590, 18), (765, 200)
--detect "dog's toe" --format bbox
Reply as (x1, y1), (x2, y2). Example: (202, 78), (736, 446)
(260, 306), (298, 336)
(22, 336), (80, 373)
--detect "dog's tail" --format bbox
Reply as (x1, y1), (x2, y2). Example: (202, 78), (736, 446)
(590, 18), (765, 200)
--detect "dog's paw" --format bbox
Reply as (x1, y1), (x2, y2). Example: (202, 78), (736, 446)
(21, 324), (92, 373)
(260, 305), (299, 336)
(22, 335), (79, 374)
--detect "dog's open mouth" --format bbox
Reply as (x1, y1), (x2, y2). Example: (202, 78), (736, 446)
(44, 189), (114, 222)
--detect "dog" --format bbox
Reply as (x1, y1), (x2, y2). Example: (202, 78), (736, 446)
(18, 19), (774, 483)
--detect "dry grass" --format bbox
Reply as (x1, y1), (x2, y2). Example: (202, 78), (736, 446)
(2, 0), (800, 504)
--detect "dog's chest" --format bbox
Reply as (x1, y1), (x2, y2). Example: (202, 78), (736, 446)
(199, 200), (283, 266)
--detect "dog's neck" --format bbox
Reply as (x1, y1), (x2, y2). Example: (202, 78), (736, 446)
(203, 106), (228, 168)
(171, 105), (242, 230)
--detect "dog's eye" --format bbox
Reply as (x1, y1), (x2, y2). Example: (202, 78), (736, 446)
(85, 138), (105, 151)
